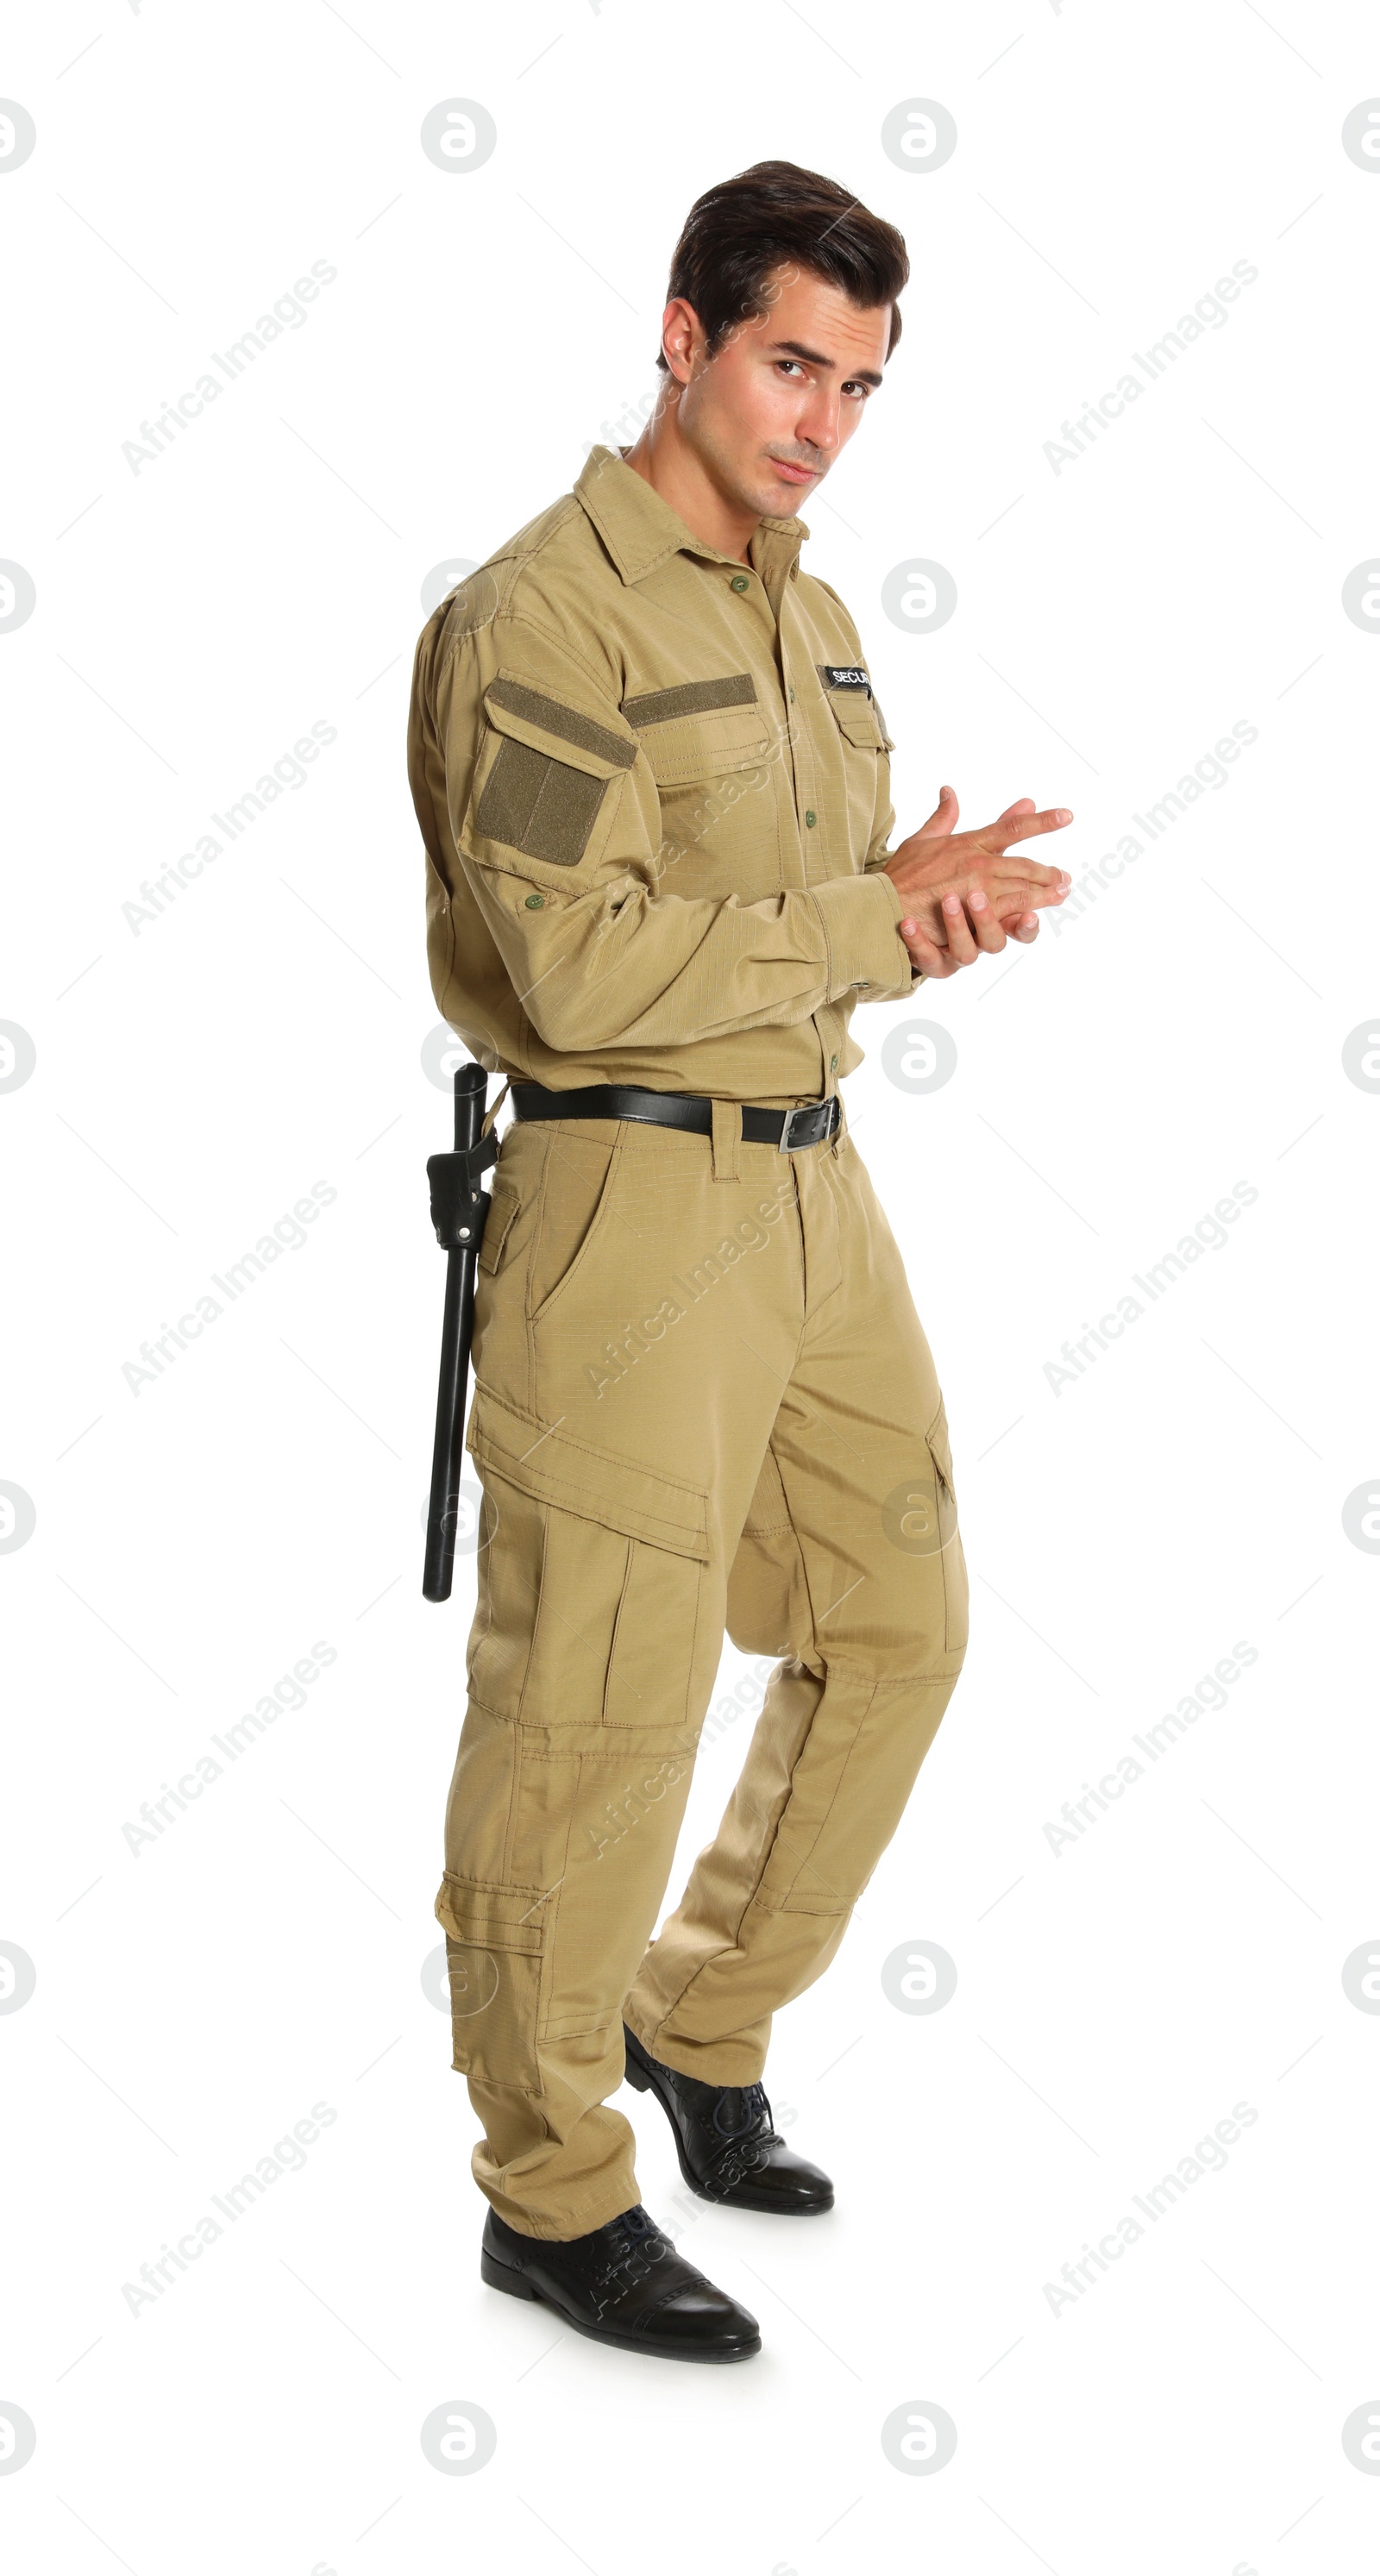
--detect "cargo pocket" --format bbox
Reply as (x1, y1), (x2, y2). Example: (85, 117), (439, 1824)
(434, 1874), (549, 2090)
(465, 1385), (711, 1732)
(925, 1398), (969, 1657)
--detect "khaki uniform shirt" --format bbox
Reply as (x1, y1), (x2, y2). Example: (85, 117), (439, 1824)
(406, 445), (920, 1109)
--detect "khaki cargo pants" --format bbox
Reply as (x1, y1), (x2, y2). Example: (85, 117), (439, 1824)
(436, 1103), (968, 2239)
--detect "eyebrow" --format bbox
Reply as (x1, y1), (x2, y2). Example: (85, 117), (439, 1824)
(767, 337), (884, 390)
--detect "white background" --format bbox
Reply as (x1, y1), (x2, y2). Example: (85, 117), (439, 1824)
(3, 2), (1379, 2569)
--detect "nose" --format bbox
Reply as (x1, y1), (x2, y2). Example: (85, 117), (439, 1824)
(794, 385), (843, 460)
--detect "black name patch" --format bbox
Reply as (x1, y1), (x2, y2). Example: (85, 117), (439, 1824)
(820, 664), (871, 693)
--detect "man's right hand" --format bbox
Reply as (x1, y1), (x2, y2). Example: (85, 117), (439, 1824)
(882, 787), (1073, 972)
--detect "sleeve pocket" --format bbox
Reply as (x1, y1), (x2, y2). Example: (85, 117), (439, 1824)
(468, 673), (637, 870)
(476, 736), (609, 866)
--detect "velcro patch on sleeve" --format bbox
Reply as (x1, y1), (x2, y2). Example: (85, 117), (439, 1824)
(474, 736), (609, 867)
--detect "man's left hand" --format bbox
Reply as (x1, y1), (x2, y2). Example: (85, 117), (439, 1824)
(895, 789), (1067, 978)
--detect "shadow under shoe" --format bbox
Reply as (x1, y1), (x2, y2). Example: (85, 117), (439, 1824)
(480, 2202), (761, 2362)
(623, 2023), (834, 2214)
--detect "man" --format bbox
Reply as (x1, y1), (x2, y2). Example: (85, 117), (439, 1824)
(407, 160), (1071, 2363)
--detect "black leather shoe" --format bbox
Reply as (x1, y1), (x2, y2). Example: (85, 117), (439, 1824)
(480, 2203), (761, 2361)
(623, 2022), (834, 2215)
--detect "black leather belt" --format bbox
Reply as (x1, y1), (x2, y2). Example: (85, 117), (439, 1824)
(511, 1081), (842, 1152)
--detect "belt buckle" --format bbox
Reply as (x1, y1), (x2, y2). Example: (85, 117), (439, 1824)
(780, 1102), (819, 1152)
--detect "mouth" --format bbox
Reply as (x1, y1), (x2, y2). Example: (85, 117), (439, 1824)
(769, 458), (819, 486)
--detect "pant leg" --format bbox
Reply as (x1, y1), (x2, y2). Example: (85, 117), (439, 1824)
(436, 1113), (805, 2238)
(622, 1122), (968, 2085)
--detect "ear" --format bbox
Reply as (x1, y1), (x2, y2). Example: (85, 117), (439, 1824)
(661, 297), (706, 385)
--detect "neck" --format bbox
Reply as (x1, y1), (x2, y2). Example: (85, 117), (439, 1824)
(622, 394), (759, 563)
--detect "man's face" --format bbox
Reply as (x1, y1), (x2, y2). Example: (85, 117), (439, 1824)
(666, 265), (891, 522)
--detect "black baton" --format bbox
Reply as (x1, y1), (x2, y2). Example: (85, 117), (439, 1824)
(423, 1060), (497, 1601)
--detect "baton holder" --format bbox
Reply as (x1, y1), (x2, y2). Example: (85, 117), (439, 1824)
(422, 1062), (496, 1602)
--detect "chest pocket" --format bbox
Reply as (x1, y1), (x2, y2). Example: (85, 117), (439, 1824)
(817, 668), (894, 752)
(622, 674), (773, 786)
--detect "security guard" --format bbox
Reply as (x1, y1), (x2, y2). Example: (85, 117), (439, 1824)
(407, 160), (1071, 2361)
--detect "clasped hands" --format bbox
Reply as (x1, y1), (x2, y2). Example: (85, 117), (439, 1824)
(882, 787), (1074, 979)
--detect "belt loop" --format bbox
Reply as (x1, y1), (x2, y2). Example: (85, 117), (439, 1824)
(831, 1087), (846, 1161)
(480, 1076), (511, 1139)
(710, 1096), (741, 1183)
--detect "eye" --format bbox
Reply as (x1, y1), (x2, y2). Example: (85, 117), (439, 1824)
(775, 359), (806, 379)
(842, 379), (872, 401)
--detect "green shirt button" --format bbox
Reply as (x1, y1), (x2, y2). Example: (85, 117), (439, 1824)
(524, 893), (544, 908)
(804, 809), (817, 828)
(830, 1054), (838, 1071)
(730, 574), (750, 592)
(788, 686), (795, 701)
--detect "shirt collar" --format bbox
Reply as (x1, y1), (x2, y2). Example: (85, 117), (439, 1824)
(574, 445), (808, 586)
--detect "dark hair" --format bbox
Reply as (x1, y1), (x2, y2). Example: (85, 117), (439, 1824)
(656, 160), (909, 373)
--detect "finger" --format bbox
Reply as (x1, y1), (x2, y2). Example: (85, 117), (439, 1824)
(980, 805), (1073, 854)
(993, 797), (1037, 829)
(951, 866), (1070, 906)
(898, 917), (955, 977)
(965, 888), (1007, 954)
(974, 861), (1070, 897)
(940, 889), (978, 966)
(996, 873), (1070, 907)
(954, 849), (1070, 892)
(913, 782), (959, 841)
(998, 909), (1042, 943)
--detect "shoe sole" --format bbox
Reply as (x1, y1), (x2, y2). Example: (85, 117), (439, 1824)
(480, 2248), (761, 2361)
(624, 2042), (834, 2216)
